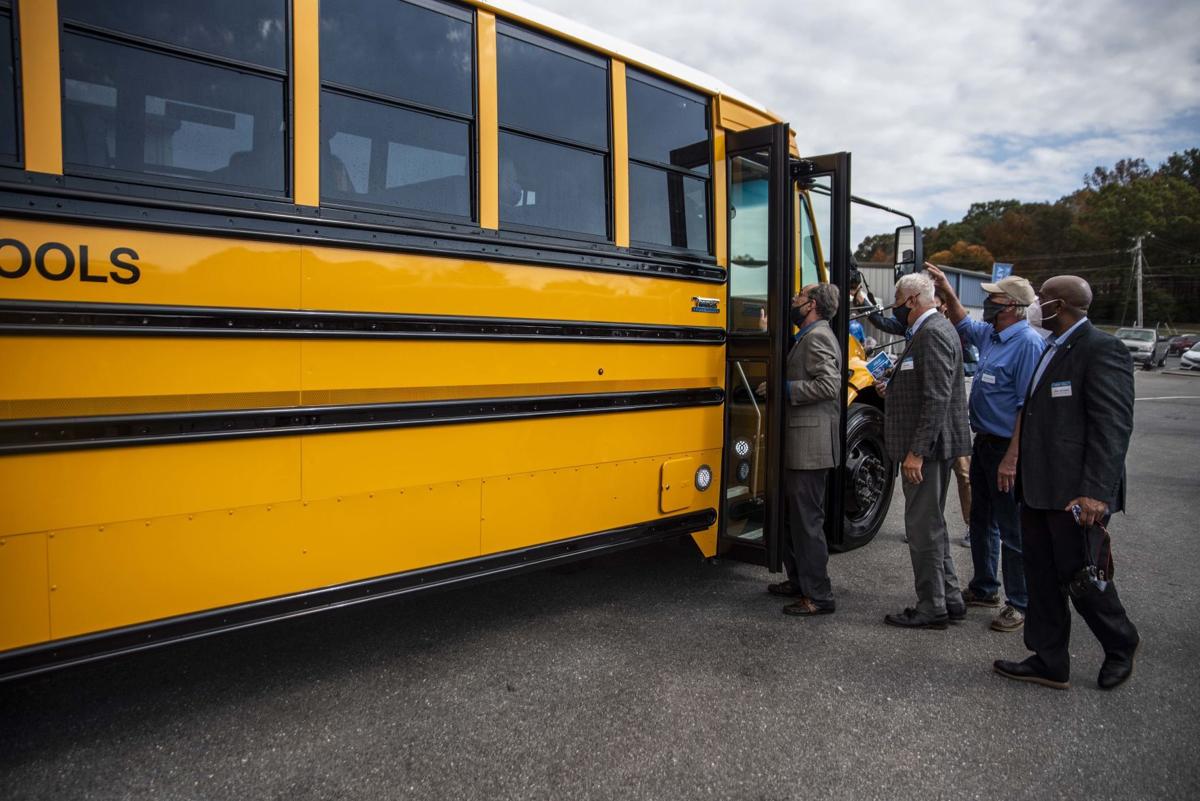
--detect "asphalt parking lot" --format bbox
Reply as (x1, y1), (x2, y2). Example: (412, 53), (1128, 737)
(2, 367), (1198, 801)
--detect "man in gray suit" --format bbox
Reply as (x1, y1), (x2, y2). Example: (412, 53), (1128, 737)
(765, 283), (842, 616)
(883, 272), (973, 629)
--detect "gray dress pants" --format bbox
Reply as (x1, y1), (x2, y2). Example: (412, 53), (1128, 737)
(902, 456), (963, 616)
(783, 468), (833, 603)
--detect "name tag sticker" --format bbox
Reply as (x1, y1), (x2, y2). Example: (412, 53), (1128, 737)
(900, 357), (915, 372)
(1051, 381), (1072, 398)
(981, 372), (996, 384)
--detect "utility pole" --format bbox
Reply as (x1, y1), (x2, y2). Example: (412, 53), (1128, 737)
(1133, 235), (1145, 328)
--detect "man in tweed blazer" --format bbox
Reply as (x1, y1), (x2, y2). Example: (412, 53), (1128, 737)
(765, 283), (842, 616)
(883, 272), (973, 629)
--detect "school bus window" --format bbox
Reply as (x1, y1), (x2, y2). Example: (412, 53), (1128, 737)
(59, 3), (288, 196)
(497, 24), (609, 239)
(626, 71), (710, 253)
(0, 3), (17, 164)
(59, 0), (287, 70)
(320, 0), (473, 220)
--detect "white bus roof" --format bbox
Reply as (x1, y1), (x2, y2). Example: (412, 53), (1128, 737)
(480, 0), (773, 114)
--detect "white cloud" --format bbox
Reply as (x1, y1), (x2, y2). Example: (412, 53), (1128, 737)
(527, 0), (1200, 237)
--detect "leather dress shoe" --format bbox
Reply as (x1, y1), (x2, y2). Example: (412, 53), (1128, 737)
(1098, 640), (1141, 690)
(884, 607), (948, 630)
(766, 581), (802, 597)
(782, 596), (835, 616)
(947, 603), (966, 623)
(993, 658), (1069, 690)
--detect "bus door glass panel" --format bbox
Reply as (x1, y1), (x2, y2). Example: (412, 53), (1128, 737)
(804, 174), (834, 283)
(725, 151), (772, 544)
(728, 153), (771, 333)
(798, 192), (821, 289)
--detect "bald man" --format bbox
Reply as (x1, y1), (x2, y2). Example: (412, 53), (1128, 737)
(993, 276), (1141, 691)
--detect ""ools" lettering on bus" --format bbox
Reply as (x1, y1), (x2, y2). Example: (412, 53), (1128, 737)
(0, 239), (141, 285)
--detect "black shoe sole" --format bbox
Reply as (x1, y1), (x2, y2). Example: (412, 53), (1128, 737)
(884, 616), (948, 630)
(993, 664), (1070, 690)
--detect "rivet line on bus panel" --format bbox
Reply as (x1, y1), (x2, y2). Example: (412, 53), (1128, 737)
(0, 388), (726, 456)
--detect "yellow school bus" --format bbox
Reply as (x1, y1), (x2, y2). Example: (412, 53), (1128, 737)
(0, 0), (916, 678)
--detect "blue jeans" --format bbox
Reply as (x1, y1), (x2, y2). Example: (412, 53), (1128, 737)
(967, 434), (1028, 612)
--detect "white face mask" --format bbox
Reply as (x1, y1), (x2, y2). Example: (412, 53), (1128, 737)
(1028, 296), (1051, 338)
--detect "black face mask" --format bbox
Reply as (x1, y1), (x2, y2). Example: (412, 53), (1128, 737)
(892, 302), (911, 328)
(982, 299), (1008, 324)
(790, 302), (812, 327)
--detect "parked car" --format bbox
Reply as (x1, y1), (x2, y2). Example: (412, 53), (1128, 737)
(1115, 326), (1168, 369)
(1182, 342), (1200, 370)
(1168, 333), (1199, 356)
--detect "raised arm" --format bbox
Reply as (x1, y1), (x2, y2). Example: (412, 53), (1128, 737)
(926, 263), (968, 325)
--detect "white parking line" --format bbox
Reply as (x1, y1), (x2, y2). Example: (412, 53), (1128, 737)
(1135, 396), (1200, 401)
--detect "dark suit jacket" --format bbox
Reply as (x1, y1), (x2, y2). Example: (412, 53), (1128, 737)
(883, 312), (972, 463)
(1018, 320), (1134, 512)
(784, 320), (841, 470)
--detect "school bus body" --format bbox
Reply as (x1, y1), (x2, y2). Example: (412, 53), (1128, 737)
(0, 0), (895, 678)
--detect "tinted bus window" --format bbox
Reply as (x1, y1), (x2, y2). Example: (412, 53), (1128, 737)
(629, 164), (707, 252)
(626, 70), (711, 253)
(61, 33), (286, 194)
(627, 77), (709, 172)
(497, 32), (607, 148)
(319, 0), (473, 220)
(320, 0), (472, 117)
(0, 9), (16, 164)
(60, 0), (287, 70)
(322, 91), (470, 219)
(497, 24), (609, 239)
(499, 131), (606, 237)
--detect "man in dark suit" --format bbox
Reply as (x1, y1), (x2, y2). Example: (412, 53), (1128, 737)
(994, 276), (1140, 690)
(883, 272), (973, 629)
(766, 283), (842, 616)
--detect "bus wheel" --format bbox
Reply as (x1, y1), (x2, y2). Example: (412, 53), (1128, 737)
(832, 403), (894, 552)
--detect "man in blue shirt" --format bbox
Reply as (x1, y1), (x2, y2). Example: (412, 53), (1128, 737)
(928, 265), (1045, 633)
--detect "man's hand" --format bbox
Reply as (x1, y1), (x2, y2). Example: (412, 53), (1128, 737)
(1066, 496), (1109, 527)
(925, 263), (950, 291)
(758, 308), (768, 332)
(998, 453), (1018, 493)
(755, 381), (767, 397)
(902, 451), (924, 485)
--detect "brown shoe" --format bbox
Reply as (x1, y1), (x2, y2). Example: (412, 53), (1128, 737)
(782, 597), (835, 616)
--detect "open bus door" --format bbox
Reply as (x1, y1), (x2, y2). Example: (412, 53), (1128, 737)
(718, 131), (853, 569)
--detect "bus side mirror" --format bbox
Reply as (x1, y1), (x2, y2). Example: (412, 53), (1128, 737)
(893, 224), (923, 281)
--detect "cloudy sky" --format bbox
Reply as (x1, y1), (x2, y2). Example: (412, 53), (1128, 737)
(530, 0), (1200, 238)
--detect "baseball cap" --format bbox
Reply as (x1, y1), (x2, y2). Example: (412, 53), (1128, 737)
(980, 275), (1036, 306)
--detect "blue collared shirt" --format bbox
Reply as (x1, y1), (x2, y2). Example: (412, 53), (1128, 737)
(956, 316), (1046, 437)
(1029, 316), (1089, 393)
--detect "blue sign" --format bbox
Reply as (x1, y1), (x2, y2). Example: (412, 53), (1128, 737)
(992, 262), (1013, 282)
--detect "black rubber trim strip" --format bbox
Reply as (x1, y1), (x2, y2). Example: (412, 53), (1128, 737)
(0, 508), (717, 683)
(0, 179), (727, 283)
(0, 299), (726, 344)
(0, 388), (725, 456)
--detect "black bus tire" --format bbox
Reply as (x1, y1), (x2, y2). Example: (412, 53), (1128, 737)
(831, 403), (894, 552)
